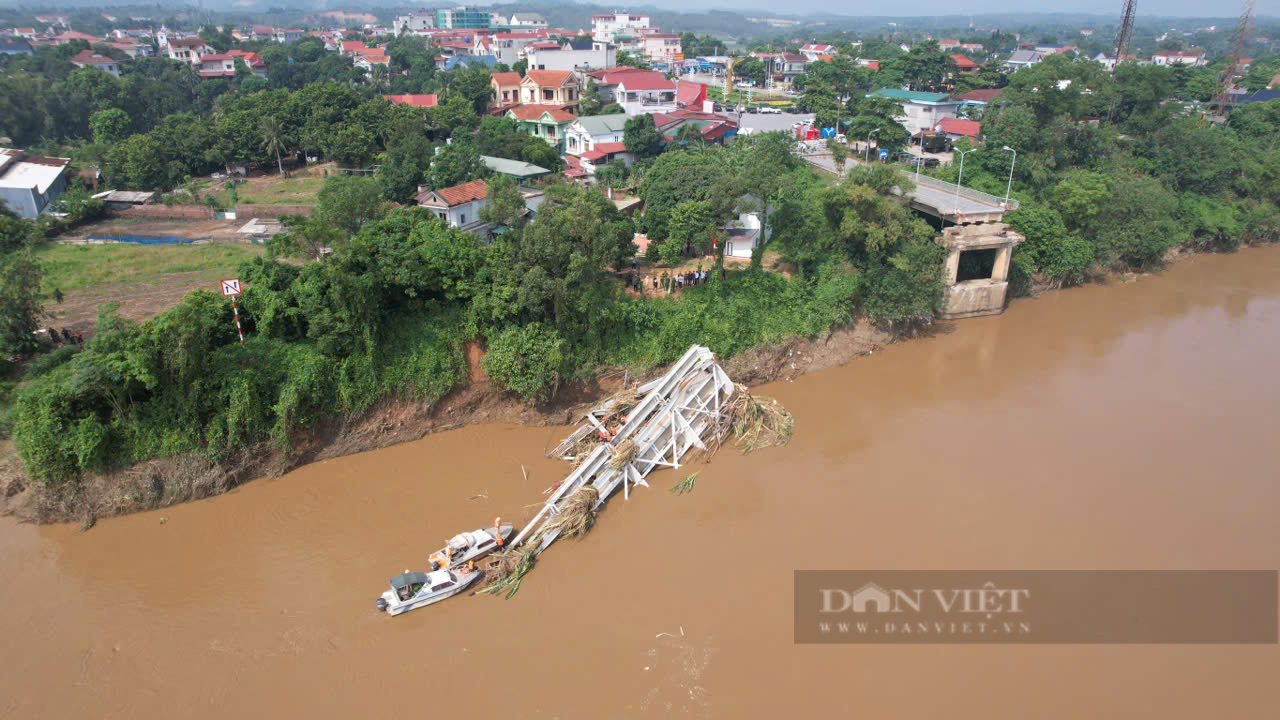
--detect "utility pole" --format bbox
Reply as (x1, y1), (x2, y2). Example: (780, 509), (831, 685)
(1001, 146), (1017, 206)
(954, 148), (976, 215)
(1214, 0), (1255, 117)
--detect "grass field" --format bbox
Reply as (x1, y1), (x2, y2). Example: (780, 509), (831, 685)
(37, 242), (267, 295)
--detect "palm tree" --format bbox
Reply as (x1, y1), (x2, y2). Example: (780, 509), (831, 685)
(260, 116), (286, 177)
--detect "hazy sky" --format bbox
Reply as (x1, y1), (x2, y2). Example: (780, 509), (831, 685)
(568, 0), (1277, 19)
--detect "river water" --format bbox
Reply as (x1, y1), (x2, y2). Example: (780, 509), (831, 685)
(3, 247), (1279, 718)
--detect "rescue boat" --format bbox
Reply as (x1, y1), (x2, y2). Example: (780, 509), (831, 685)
(429, 520), (515, 570)
(375, 568), (478, 616)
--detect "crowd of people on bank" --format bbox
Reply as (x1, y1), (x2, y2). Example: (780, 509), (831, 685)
(625, 267), (714, 295)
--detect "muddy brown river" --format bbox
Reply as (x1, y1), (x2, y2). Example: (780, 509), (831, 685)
(3, 247), (1279, 718)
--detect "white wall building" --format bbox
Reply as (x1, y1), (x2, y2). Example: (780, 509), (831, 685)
(721, 213), (768, 259)
(415, 179), (489, 237)
(563, 114), (630, 156)
(1152, 49), (1206, 67)
(639, 33), (681, 64)
(591, 12), (650, 43)
(525, 41), (616, 73)
(0, 149), (70, 220)
(392, 13), (435, 35)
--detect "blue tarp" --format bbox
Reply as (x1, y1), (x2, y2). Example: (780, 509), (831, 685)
(87, 235), (202, 245)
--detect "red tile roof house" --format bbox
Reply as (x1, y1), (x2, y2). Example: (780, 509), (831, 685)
(948, 54), (979, 73)
(489, 71), (523, 111)
(70, 49), (121, 77)
(228, 49), (267, 77)
(578, 142), (634, 174)
(934, 117), (982, 142)
(167, 37), (213, 66)
(415, 179), (490, 236)
(505, 104), (577, 151)
(520, 69), (580, 110)
(613, 72), (678, 115)
(53, 30), (101, 45)
(196, 54), (236, 78)
(383, 94), (439, 109)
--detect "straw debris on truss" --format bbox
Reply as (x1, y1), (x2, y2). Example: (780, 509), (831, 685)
(509, 345), (737, 554)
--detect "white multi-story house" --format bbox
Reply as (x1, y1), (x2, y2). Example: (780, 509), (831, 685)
(487, 31), (546, 66)
(166, 38), (213, 66)
(563, 113), (630, 156)
(1152, 49), (1206, 67)
(392, 13), (435, 34)
(509, 13), (547, 29)
(591, 12), (649, 43)
(639, 33), (681, 64)
(614, 73), (678, 116)
(525, 39), (616, 72)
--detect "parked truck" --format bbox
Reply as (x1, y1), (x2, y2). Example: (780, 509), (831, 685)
(919, 133), (953, 154)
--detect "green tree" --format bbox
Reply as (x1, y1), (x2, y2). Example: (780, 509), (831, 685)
(667, 200), (715, 260)
(199, 25), (234, 53)
(260, 115), (287, 177)
(624, 113), (664, 158)
(579, 79), (603, 116)
(482, 323), (564, 402)
(0, 247), (46, 355)
(425, 142), (487, 190)
(479, 175), (529, 232)
(89, 108), (131, 145)
(377, 132), (434, 204)
(736, 132), (800, 268)
(316, 175), (386, 235)
(324, 125), (377, 168)
(474, 185), (634, 347)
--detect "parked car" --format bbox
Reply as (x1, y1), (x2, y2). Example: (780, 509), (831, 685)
(892, 151), (915, 164)
(745, 105), (759, 113)
(922, 157), (941, 168)
(759, 106), (781, 114)
(784, 105), (804, 114)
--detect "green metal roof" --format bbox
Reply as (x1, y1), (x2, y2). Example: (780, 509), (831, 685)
(572, 113), (630, 136)
(480, 155), (552, 178)
(869, 88), (957, 105)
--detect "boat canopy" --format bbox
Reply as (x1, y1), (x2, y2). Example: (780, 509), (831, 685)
(390, 571), (429, 589)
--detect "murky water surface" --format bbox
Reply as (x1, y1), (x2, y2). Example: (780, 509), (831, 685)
(3, 247), (1279, 718)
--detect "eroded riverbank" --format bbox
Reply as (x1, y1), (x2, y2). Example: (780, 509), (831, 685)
(2, 244), (1278, 718)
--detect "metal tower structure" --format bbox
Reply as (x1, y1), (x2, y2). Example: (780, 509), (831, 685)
(1113, 0), (1137, 63)
(1214, 0), (1256, 114)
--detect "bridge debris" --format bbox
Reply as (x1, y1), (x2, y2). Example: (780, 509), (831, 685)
(484, 345), (792, 595)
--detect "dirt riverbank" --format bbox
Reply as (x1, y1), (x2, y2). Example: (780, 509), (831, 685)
(2, 321), (892, 525)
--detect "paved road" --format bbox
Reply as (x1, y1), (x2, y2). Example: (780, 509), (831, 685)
(801, 153), (1004, 218)
(739, 112), (814, 132)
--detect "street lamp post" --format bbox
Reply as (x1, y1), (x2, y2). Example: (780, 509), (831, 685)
(865, 128), (880, 163)
(1001, 145), (1017, 206)
(954, 148), (976, 215)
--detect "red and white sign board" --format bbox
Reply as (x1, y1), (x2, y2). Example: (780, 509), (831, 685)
(221, 279), (241, 297)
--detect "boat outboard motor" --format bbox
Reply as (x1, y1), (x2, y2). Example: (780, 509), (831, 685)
(375, 597), (389, 612)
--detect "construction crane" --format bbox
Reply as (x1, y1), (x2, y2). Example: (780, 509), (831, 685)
(1214, 0), (1256, 115)
(1113, 0), (1137, 67)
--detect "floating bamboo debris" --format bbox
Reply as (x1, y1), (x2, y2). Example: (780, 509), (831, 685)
(671, 472), (699, 494)
(480, 548), (537, 599)
(720, 384), (794, 455)
(539, 485), (600, 540)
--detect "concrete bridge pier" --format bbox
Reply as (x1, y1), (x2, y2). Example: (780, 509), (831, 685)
(936, 222), (1025, 319)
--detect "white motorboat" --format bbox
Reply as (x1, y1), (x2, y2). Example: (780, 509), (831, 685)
(430, 520), (515, 571)
(375, 568), (477, 616)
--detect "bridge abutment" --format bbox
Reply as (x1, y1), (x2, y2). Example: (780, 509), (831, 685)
(936, 222), (1025, 319)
